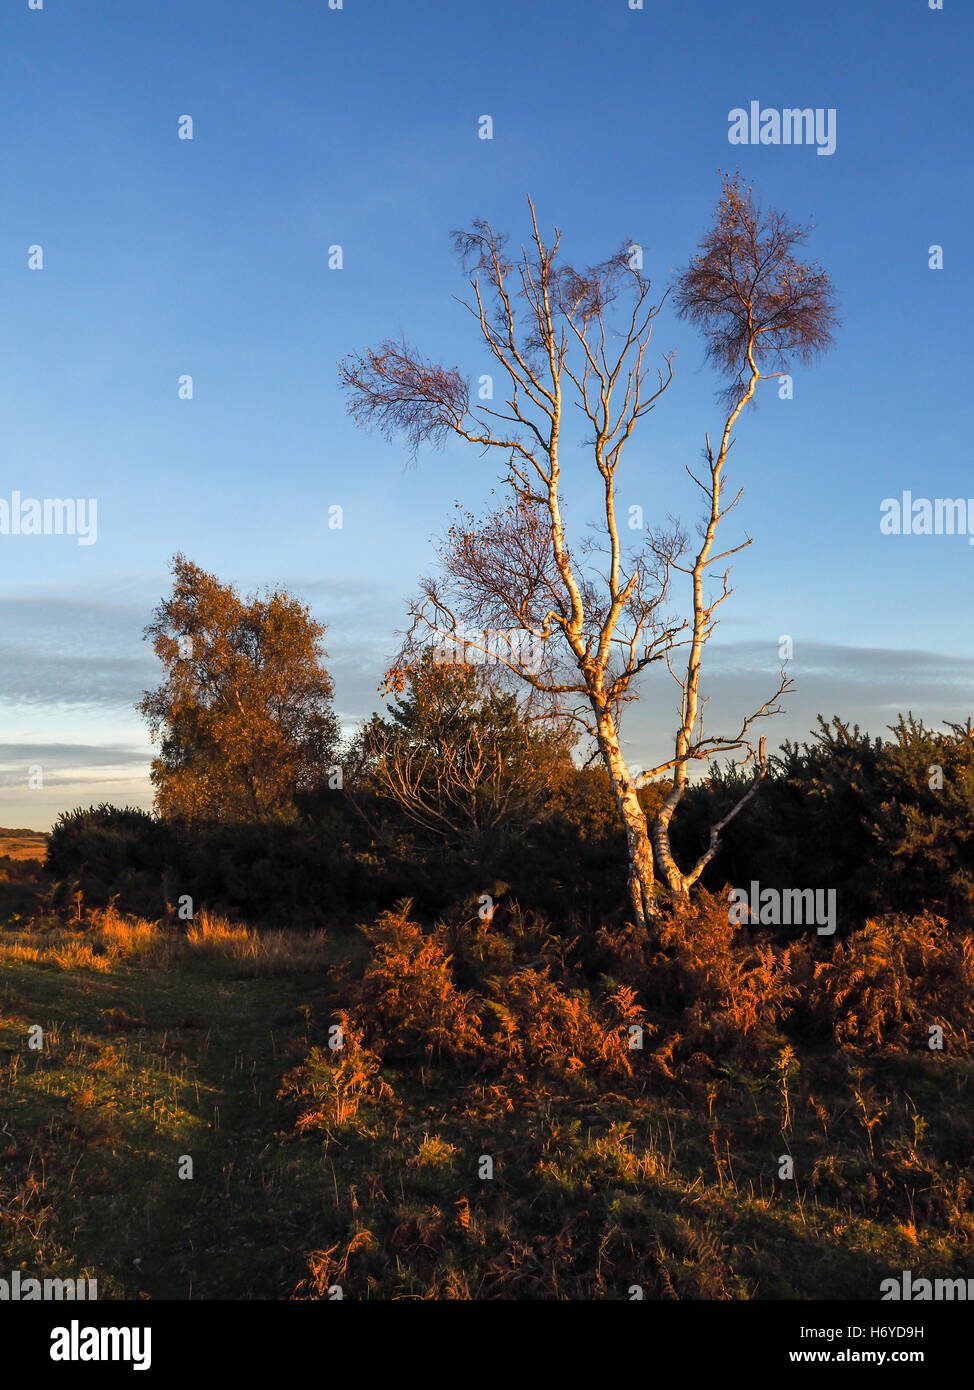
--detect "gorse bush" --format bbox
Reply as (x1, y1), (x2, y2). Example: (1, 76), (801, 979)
(679, 715), (974, 932)
(48, 711), (974, 932)
(46, 805), (175, 917)
(43, 803), (381, 927)
(47, 805), (169, 880)
(872, 716), (974, 920)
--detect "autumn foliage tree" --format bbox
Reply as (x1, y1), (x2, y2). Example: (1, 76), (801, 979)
(138, 555), (340, 822)
(340, 175), (836, 926)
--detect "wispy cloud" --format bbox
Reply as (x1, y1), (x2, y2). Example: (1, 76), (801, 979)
(622, 641), (974, 769)
(3, 574), (971, 828)
(0, 590), (155, 710)
(0, 742), (149, 790)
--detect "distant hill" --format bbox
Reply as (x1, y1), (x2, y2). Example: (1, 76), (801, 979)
(0, 829), (49, 862)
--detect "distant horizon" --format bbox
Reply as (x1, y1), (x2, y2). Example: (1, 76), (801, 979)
(5, 621), (974, 833)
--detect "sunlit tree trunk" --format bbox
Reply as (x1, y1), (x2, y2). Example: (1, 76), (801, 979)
(339, 176), (836, 927)
(594, 704), (656, 927)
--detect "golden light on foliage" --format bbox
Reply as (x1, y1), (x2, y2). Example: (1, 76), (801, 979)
(138, 554), (340, 823)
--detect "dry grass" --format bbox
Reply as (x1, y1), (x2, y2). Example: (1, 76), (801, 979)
(0, 906), (328, 977)
(184, 913), (329, 974)
(0, 831), (48, 864)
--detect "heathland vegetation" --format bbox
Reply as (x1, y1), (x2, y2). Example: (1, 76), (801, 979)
(1, 180), (970, 1299)
(1, 694), (971, 1298)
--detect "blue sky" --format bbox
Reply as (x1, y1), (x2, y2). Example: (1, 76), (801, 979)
(1, 0), (971, 829)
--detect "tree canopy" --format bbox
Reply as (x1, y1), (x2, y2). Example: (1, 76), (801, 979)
(138, 554), (340, 822)
(357, 651), (574, 854)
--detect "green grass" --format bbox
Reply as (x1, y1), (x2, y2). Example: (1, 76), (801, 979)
(0, 924), (351, 1298)
(0, 916), (971, 1300)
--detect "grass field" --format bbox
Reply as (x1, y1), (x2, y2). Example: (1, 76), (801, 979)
(1, 901), (970, 1300)
(0, 829), (48, 863)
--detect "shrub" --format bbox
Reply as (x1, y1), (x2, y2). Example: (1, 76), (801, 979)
(47, 805), (172, 877)
(46, 805), (175, 916)
(807, 913), (974, 1049)
(278, 1014), (392, 1132)
(354, 902), (484, 1062)
(0, 856), (43, 884)
(651, 891), (801, 1054)
(348, 902), (649, 1082)
(483, 969), (648, 1080)
(678, 715), (974, 932)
